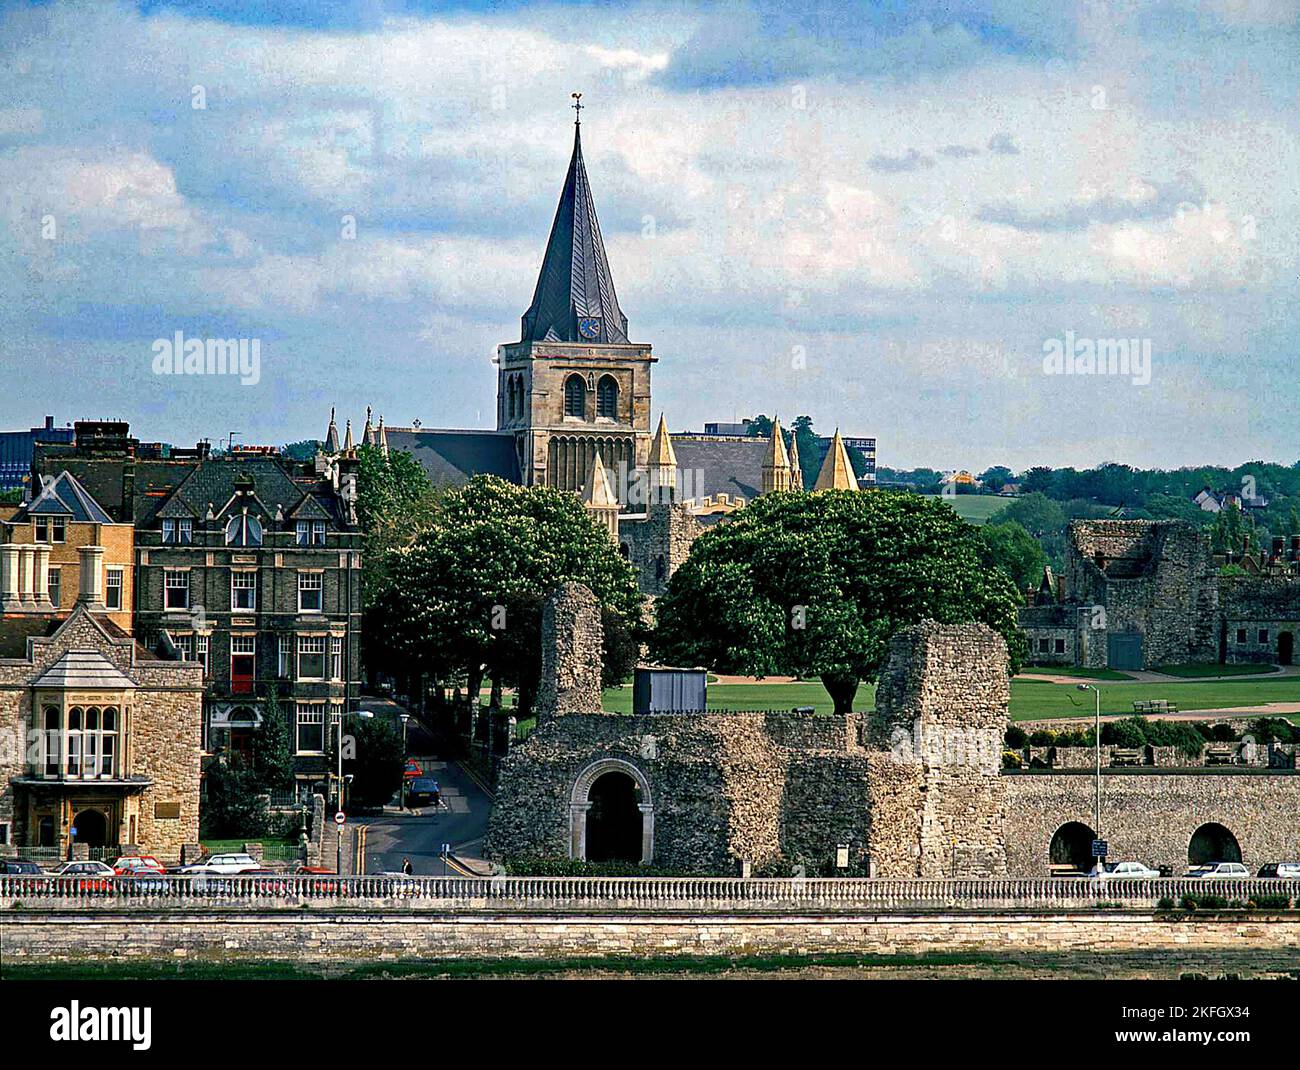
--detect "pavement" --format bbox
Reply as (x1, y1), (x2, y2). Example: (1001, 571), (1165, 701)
(350, 696), (495, 876)
(1019, 665), (1300, 685)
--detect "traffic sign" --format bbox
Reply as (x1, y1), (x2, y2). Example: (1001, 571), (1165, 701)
(335, 811), (346, 826)
(1091, 839), (1109, 858)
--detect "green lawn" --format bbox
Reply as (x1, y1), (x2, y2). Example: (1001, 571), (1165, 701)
(1151, 663), (1276, 678)
(589, 674), (1300, 722)
(918, 493), (1011, 525)
(1019, 666), (1135, 681)
(1009, 677), (1300, 720)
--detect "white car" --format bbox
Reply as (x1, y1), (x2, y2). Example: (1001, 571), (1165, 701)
(1097, 861), (1161, 879)
(1186, 862), (1250, 878)
(178, 852), (261, 875)
(50, 860), (115, 878)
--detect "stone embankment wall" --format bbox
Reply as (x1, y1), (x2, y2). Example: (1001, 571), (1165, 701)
(5, 910), (1298, 967)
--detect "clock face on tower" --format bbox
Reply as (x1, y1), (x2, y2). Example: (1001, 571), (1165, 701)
(577, 317), (602, 340)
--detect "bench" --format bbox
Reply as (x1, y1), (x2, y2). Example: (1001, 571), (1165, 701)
(1132, 699), (1179, 714)
(1048, 864), (1087, 879)
(1205, 744), (1238, 765)
(1110, 747), (1144, 766)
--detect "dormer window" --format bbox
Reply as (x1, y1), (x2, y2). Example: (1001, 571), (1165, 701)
(225, 513), (263, 547)
(312, 521), (326, 545)
(34, 517), (66, 543)
(178, 518), (193, 544)
(162, 519), (175, 543)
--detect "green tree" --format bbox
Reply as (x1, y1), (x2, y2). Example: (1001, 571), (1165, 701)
(791, 416), (821, 489)
(996, 492), (1066, 538)
(367, 476), (641, 715)
(250, 690), (295, 792)
(651, 490), (1026, 713)
(1211, 501), (1248, 555)
(340, 717), (406, 809)
(282, 439), (321, 462)
(355, 443), (443, 606)
(978, 466), (1014, 493)
(977, 520), (1048, 594)
(200, 757), (268, 838)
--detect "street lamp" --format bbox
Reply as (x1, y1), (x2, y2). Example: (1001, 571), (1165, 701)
(399, 713), (411, 811)
(1077, 683), (1102, 868)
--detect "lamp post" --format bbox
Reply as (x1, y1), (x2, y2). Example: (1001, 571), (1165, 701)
(335, 709), (373, 875)
(1077, 683), (1102, 868)
(399, 712), (410, 811)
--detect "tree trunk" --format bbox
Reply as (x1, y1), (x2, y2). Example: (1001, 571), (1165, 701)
(489, 677), (503, 713)
(820, 673), (860, 715)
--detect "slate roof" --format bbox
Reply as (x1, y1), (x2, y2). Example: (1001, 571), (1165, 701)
(384, 429), (521, 487)
(34, 649), (136, 689)
(13, 471), (114, 524)
(520, 122), (629, 345)
(671, 436), (768, 503)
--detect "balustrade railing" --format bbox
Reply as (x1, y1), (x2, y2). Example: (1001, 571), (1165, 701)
(1, 874), (1296, 911)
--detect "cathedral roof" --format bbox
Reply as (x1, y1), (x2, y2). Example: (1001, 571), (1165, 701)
(520, 114), (629, 345)
(382, 428), (521, 487)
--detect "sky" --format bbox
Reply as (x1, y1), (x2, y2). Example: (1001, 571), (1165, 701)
(0, 0), (1296, 472)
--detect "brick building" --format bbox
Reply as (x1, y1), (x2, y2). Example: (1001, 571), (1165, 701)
(35, 422), (363, 800)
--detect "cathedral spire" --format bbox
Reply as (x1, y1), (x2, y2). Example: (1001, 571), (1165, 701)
(787, 425), (804, 490)
(813, 429), (856, 491)
(343, 419), (354, 452)
(762, 417), (795, 494)
(520, 99), (629, 345)
(324, 407), (341, 454)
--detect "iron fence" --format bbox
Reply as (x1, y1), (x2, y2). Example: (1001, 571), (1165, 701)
(1, 874), (1296, 911)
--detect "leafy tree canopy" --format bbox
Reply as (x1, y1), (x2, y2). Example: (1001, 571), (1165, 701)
(651, 490), (1025, 712)
(366, 476), (641, 705)
(977, 520), (1048, 594)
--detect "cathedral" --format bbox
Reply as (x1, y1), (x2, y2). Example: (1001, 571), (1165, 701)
(333, 106), (860, 594)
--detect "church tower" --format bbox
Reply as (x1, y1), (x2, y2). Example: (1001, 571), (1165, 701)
(496, 96), (655, 495)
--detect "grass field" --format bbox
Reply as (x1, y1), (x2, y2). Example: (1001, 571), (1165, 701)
(1151, 663), (1276, 678)
(597, 675), (1300, 721)
(919, 493), (1012, 525)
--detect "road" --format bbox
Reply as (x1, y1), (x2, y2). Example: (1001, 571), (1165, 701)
(351, 696), (495, 876)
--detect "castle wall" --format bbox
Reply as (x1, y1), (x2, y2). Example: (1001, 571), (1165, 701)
(1004, 771), (1300, 875)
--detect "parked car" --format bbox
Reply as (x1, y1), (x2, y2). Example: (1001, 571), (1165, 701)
(1097, 861), (1161, 879)
(0, 859), (45, 875)
(178, 852), (261, 875)
(1186, 862), (1251, 878)
(403, 759), (423, 779)
(112, 855), (165, 876)
(1257, 862), (1300, 879)
(406, 777), (441, 808)
(50, 860), (116, 890)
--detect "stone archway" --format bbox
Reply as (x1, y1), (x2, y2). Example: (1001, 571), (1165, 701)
(570, 758), (654, 864)
(1189, 822), (1241, 866)
(71, 808), (109, 848)
(1049, 821), (1096, 872)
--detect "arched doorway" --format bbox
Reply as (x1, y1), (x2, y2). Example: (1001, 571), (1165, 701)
(71, 809), (108, 848)
(1279, 631), (1294, 666)
(586, 772), (642, 862)
(570, 759), (654, 864)
(1189, 823), (1241, 865)
(1049, 821), (1096, 872)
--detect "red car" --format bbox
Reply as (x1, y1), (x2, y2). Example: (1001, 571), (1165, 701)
(112, 855), (166, 876)
(403, 759), (423, 779)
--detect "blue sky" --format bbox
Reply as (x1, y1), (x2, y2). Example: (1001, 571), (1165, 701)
(0, 0), (1297, 471)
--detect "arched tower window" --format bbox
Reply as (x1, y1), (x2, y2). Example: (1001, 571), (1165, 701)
(564, 374), (586, 418)
(506, 376), (516, 421)
(597, 375), (618, 419)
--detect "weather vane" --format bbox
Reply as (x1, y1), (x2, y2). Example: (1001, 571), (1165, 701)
(571, 91), (583, 125)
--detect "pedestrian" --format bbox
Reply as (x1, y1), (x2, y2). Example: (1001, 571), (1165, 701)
(401, 857), (412, 875)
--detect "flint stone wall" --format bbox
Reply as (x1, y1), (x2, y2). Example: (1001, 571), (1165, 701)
(489, 613), (1010, 878)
